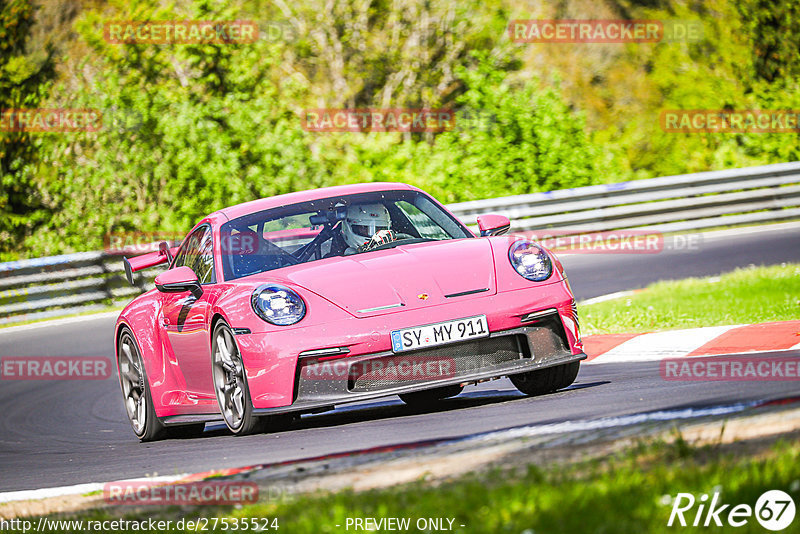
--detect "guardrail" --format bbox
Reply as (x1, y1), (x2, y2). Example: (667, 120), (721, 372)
(1, 161), (799, 324)
(0, 252), (163, 324)
(447, 161), (800, 234)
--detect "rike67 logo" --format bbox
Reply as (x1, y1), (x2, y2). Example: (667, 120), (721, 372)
(668, 490), (795, 530)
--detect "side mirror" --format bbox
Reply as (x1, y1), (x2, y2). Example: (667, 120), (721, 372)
(155, 266), (203, 298)
(477, 214), (511, 237)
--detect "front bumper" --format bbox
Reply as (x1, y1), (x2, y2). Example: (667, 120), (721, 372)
(252, 310), (585, 415)
(237, 280), (583, 411)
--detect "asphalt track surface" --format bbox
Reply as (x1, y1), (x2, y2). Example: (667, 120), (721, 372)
(1, 224), (799, 492)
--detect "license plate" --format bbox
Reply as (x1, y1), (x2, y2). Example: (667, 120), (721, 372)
(391, 315), (489, 353)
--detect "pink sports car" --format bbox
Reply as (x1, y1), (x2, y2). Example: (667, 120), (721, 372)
(115, 183), (585, 441)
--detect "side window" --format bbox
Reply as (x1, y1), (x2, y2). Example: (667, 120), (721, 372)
(173, 226), (216, 284)
(396, 201), (450, 240)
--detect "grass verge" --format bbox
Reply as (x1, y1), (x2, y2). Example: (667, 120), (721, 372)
(236, 438), (800, 534)
(580, 263), (800, 335)
(29, 434), (800, 533)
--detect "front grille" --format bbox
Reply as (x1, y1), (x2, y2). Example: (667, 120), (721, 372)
(348, 335), (528, 392)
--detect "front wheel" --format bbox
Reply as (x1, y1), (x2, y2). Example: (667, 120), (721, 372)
(399, 384), (464, 406)
(118, 329), (166, 441)
(511, 361), (580, 396)
(212, 320), (263, 435)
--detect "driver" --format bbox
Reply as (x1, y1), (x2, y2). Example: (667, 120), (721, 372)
(342, 203), (397, 253)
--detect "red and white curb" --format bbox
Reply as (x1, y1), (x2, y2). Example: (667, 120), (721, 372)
(584, 321), (800, 364)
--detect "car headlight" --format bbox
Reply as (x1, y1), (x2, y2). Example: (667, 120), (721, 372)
(508, 240), (553, 282)
(251, 284), (306, 325)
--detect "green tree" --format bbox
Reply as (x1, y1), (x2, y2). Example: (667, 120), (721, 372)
(0, 0), (56, 257)
(420, 58), (600, 203)
(28, 0), (325, 255)
(736, 0), (800, 84)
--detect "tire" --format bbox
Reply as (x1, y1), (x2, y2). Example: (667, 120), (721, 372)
(118, 328), (207, 441)
(117, 328), (167, 442)
(212, 320), (262, 435)
(511, 361), (580, 396)
(399, 384), (464, 406)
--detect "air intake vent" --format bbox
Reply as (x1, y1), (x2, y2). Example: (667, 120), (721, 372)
(348, 335), (528, 392)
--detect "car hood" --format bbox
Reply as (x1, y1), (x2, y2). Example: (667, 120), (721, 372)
(280, 239), (497, 317)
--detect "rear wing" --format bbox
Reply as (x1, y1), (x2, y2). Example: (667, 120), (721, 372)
(123, 241), (180, 285)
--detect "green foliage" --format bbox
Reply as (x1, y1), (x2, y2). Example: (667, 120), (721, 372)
(413, 57), (599, 203)
(12, 0), (601, 257)
(1, 0), (799, 258)
(27, 1), (326, 255)
(601, 0), (800, 177)
(737, 0), (800, 83)
(0, 0), (56, 256)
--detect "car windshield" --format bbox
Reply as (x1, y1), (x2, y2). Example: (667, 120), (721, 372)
(220, 190), (472, 280)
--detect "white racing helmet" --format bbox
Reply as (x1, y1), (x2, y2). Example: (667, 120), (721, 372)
(343, 203), (391, 250)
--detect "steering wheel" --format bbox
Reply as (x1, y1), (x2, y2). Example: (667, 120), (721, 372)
(353, 233), (425, 253)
